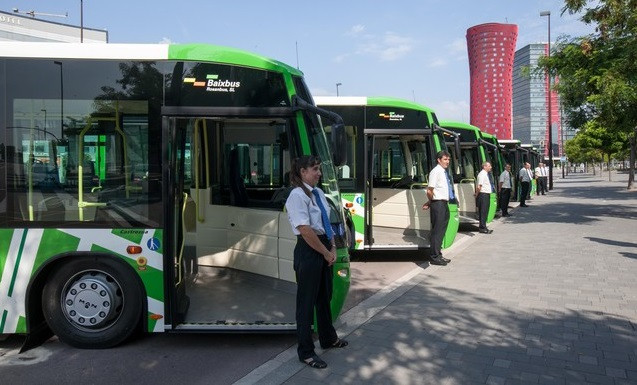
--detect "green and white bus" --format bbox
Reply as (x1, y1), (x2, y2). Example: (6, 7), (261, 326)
(499, 139), (522, 200)
(315, 97), (459, 253)
(440, 121), (497, 225)
(0, 42), (351, 350)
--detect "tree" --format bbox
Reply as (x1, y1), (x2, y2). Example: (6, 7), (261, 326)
(539, 0), (637, 189)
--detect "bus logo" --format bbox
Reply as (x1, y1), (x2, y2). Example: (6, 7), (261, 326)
(147, 237), (160, 251)
(183, 74), (241, 93)
(378, 112), (405, 122)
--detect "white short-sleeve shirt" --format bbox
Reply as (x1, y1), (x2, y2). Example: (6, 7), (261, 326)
(427, 164), (450, 201)
(499, 170), (512, 188)
(285, 183), (329, 236)
(477, 169), (492, 193)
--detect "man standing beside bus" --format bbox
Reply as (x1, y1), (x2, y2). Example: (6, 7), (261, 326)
(518, 162), (533, 207)
(422, 151), (454, 266)
(498, 163), (513, 217)
(475, 162), (493, 234)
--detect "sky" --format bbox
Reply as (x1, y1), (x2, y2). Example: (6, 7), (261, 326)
(9, 1), (595, 122)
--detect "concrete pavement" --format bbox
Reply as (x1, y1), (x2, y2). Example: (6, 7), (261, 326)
(236, 171), (637, 385)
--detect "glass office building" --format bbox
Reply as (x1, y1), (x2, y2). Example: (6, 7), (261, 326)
(512, 43), (562, 157)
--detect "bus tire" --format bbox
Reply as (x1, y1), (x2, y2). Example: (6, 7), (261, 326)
(42, 256), (144, 349)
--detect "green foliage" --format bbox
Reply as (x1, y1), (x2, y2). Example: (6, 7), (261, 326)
(539, 1), (637, 185)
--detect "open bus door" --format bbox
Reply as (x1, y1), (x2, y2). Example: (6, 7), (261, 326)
(363, 128), (432, 250)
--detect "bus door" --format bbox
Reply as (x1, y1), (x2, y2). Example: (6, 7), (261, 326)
(365, 129), (431, 249)
(163, 111), (298, 330)
(455, 143), (480, 221)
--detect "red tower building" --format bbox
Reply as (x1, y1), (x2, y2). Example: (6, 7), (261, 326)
(467, 23), (518, 139)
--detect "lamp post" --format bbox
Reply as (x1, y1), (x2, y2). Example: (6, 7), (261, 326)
(336, 83), (342, 96)
(80, 0), (84, 43)
(540, 10), (553, 190)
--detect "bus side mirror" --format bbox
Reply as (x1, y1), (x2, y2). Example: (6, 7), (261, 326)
(330, 123), (347, 167)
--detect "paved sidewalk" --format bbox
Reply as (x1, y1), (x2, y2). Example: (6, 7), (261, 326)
(237, 172), (637, 385)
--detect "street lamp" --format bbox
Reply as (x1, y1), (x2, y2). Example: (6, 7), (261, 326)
(336, 82), (342, 96)
(540, 10), (553, 190)
(80, 0), (84, 43)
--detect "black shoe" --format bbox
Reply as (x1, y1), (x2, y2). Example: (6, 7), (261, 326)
(502, 214), (510, 217)
(300, 355), (327, 369)
(441, 257), (451, 263)
(429, 257), (448, 266)
(322, 338), (348, 349)
(479, 229), (493, 234)
(520, 204), (528, 207)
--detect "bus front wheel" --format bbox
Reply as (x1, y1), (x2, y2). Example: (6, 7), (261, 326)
(42, 256), (144, 349)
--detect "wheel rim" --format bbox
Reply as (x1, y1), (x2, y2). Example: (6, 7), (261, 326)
(61, 270), (124, 332)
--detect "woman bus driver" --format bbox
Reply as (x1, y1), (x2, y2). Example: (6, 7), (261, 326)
(285, 155), (348, 369)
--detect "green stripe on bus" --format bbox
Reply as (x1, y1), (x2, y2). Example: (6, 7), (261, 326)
(34, 229), (81, 274)
(0, 309), (7, 333)
(0, 229), (14, 285)
(8, 230), (28, 297)
(16, 315), (26, 333)
(91, 244), (165, 302)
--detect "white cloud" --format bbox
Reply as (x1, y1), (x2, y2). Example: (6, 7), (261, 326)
(428, 58), (447, 68)
(356, 31), (415, 62)
(347, 24), (366, 36)
(431, 100), (470, 122)
(158, 37), (175, 44)
(448, 38), (466, 53)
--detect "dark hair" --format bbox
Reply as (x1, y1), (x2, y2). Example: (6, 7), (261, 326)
(436, 150), (450, 159)
(289, 155), (321, 197)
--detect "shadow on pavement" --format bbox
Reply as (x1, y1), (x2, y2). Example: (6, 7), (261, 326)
(584, 237), (637, 249)
(317, 277), (637, 384)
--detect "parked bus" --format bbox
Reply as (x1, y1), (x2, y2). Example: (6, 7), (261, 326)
(314, 97), (459, 253)
(0, 42), (351, 350)
(498, 139), (522, 200)
(439, 121), (497, 225)
(479, 132), (505, 212)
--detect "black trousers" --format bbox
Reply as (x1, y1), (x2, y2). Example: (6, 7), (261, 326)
(541, 177), (548, 194)
(499, 188), (511, 216)
(536, 177), (547, 195)
(430, 200), (449, 258)
(476, 193), (490, 230)
(520, 181), (530, 206)
(294, 234), (337, 360)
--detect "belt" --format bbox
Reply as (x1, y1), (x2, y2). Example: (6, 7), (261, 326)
(431, 199), (448, 202)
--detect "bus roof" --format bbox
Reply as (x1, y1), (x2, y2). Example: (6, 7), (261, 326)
(0, 42), (303, 76)
(439, 121), (482, 134)
(314, 96), (436, 114)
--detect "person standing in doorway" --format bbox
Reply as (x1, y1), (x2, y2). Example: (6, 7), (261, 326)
(518, 162), (533, 207)
(285, 155), (348, 370)
(475, 161), (494, 234)
(422, 150), (454, 266)
(498, 163), (513, 217)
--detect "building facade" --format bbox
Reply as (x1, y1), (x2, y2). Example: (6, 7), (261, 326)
(512, 43), (562, 157)
(0, 10), (107, 43)
(466, 23), (518, 140)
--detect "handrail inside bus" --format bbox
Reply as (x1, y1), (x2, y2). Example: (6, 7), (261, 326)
(77, 103), (129, 221)
(176, 192), (188, 287)
(193, 119), (210, 223)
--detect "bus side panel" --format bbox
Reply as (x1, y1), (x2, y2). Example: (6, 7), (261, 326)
(442, 203), (459, 249)
(341, 193), (364, 250)
(0, 228), (164, 334)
